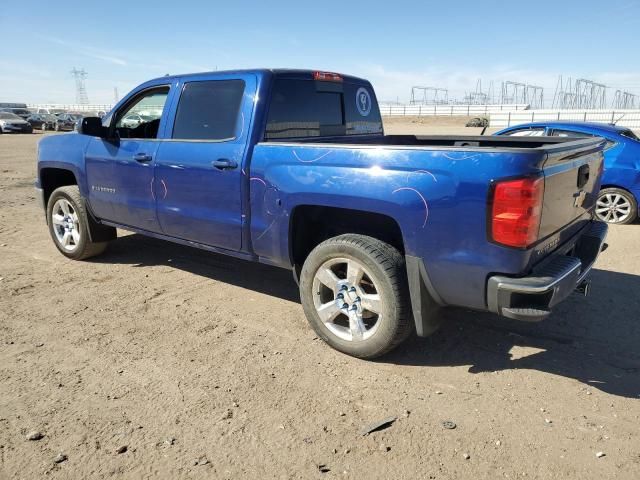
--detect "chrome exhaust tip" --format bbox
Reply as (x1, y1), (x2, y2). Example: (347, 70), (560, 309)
(575, 279), (591, 297)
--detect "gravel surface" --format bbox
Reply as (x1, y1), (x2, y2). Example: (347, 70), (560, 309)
(1, 130), (639, 479)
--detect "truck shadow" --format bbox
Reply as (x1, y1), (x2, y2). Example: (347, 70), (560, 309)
(97, 233), (300, 303)
(98, 234), (639, 399)
(385, 268), (640, 399)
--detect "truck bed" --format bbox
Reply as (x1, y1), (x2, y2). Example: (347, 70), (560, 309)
(267, 134), (588, 150)
(251, 135), (605, 311)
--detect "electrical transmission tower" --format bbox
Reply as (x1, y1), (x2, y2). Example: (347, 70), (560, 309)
(575, 79), (607, 109)
(501, 81), (527, 104)
(501, 81), (544, 108)
(463, 79), (491, 105)
(71, 67), (90, 105)
(612, 90), (637, 109)
(553, 76), (607, 109)
(409, 86), (449, 105)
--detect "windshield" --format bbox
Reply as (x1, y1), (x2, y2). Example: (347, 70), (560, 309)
(0, 113), (22, 120)
(621, 129), (639, 141)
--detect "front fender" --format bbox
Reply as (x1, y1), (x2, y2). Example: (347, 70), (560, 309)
(37, 133), (92, 198)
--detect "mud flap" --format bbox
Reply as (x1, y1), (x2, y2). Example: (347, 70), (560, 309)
(405, 255), (444, 337)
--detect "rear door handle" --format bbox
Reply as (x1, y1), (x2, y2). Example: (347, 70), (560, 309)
(134, 153), (152, 163)
(212, 158), (238, 170)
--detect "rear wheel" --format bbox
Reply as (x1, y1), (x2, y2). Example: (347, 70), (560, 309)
(47, 186), (108, 260)
(299, 234), (413, 359)
(595, 188), (637, 225)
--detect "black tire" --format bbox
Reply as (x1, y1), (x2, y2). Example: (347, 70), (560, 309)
(596, 187), (638, 225)
(46, 185), (108, 260)
(299, 234), (413, 359)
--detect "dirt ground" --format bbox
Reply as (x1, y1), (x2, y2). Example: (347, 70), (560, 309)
(1, 126), (639, 480)
(383, 116), (498, 136)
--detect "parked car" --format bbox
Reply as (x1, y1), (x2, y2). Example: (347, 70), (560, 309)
(54, 113), (82, 131)
(120, 113), (145, 128)
(35, 69), (608, 358)
(0, 112), (33, 133)
(26, 114), (45, 130)
(27, 113), (58, 131)
(1, 107), (33, 120)
(496, 121), (640, 224)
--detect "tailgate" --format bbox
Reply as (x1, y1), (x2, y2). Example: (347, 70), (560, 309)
(538, 137), (605, 239)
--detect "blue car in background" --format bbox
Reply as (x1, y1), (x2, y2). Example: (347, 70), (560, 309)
(496, 122), (640, 224)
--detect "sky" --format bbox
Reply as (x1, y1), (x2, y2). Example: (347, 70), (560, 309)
(1, 0), (639, 106)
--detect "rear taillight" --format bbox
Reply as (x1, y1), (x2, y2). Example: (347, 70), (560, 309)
(313, 71), (343, 82)
(491, 177), (544, 248)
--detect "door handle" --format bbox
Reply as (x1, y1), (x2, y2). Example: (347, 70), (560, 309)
(134, 153), (152, 163)
(212, 158), (238, 170)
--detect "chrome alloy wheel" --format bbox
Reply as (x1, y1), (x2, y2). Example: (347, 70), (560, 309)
(596, 193), (632, 224)
(311, 257), (383, 342)
(51, 198), (81, 251)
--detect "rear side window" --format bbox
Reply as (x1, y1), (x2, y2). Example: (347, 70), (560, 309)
(265, 78), (383, 140)
(172, 80), (245, 141)
(551, 129), (593, 138)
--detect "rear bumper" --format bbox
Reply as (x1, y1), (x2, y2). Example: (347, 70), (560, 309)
(487, 221), (608, 322)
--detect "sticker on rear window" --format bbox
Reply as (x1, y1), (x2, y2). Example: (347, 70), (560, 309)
(356, 87), (372, 117)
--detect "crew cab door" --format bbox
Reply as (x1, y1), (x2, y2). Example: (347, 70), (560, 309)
(85, 85), (172, 232)
(153, 74), (256, 251)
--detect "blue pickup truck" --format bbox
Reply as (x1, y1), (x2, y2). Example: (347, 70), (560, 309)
(35, 69), (609, 358)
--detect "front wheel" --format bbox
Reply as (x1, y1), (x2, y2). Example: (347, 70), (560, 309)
(47, 186), (108, 260)
(299, 234), (413, 359)
(595, 188), (638, 225)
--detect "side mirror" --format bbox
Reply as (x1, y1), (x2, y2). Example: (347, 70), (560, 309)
(78, 117), (106, 137)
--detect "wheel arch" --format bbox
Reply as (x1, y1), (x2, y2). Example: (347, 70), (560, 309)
(40, 167), (78, 207)
(41, 169), (116, 243)
(288, 204), (405, 274)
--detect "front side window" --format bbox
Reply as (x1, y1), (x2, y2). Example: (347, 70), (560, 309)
(506, 127), (546, 137)
(172, 80), (245, 141)
(114, 87), (169, 139)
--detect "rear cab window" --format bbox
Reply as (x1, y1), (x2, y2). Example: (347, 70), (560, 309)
(265, 73), (383, 140)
